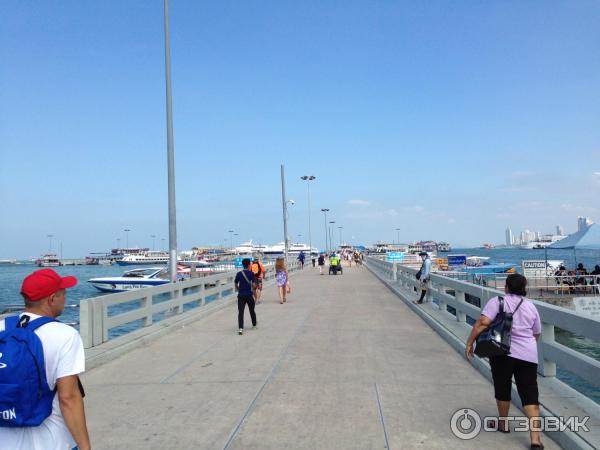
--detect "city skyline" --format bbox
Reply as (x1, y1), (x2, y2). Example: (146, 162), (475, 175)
(1, 2), (599, 258)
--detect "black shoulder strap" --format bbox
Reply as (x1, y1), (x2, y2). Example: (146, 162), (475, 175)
(497, 296), (504, 315)
(512, 298), (524, 314)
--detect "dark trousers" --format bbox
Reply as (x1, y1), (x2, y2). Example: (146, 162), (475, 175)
(238, 295), (256, 329)
(489, 355), (539, 406)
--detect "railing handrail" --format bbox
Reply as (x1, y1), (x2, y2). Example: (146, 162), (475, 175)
(364, 256), (600, 392)
(80, 261), (300, 349)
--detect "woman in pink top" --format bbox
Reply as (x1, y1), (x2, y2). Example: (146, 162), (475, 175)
(466, 274), (544, 450)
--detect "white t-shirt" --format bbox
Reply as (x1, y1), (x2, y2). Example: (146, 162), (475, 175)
(0, 313), (86, 450)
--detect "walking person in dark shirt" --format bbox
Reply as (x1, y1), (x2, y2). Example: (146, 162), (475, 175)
(234, 258), (257, 335)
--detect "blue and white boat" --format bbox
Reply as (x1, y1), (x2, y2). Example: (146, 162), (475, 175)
(88, 268), (170, 293)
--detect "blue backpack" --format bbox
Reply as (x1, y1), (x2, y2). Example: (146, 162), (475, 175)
(0, 315), (56, 427)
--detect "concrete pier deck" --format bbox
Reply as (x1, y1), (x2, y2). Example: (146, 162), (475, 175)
(83, 265), (560, 449)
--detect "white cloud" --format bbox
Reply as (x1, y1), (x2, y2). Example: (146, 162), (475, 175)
(347, 199), (371, 206)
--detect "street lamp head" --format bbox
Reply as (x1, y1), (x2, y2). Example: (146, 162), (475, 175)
(289, 199), (295, 205)
(321, 208), (329, 212)
(329, 221), (336, 224)
(301, 175), (316, 181)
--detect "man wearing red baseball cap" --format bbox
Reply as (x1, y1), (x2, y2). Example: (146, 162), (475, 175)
(0, 269), (91, 450)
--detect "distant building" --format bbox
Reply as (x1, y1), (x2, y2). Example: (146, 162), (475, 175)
(505, 227), (514, 246)
(578, 216), (593, 232)
(556, 225), (564, 236)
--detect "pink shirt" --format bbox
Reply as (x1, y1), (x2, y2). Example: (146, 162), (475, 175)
(481, 294), (542, 364)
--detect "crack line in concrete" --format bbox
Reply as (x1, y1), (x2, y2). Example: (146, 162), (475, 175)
(222, 307), (314, 450)
(375, 383), (390, 450)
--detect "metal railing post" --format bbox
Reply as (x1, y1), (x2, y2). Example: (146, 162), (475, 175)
(538, 322), (557, 377)
(143, 294), (153, 327)
(455, 290), (467, 322)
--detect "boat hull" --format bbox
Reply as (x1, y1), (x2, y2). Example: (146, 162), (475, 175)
(88, 279), (170, 293)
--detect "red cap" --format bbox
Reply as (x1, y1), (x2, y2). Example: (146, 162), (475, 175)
(20, 269), (78, 301)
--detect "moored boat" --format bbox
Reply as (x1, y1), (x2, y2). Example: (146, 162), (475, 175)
(88, 267), (170, 293)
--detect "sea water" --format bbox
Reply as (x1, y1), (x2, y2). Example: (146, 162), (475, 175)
(1, 248), (599, 403)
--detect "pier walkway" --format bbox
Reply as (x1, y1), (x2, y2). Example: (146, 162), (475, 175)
(83, 265), (561, 450)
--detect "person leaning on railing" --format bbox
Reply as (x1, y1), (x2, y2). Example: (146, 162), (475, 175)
(465, 273), (545, 450)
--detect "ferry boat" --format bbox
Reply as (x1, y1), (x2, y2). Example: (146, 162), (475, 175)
(0, 259), (17, 265)
(117, 251), (170, 266)
(262, 242), (316, 256)
(36, 254), (61, 267)
(88, 268), (170, 292)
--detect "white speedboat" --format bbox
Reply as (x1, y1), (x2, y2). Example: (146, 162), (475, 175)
(88, 268), (170, 293)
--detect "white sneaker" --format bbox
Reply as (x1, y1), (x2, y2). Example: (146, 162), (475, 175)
(238, 329), (243, 335)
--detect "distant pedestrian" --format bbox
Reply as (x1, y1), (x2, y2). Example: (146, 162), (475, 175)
(234, 258), (256, 335)
(318, 253), (325, 275)
(250, 256), (266, 304)
(0, 269), (91, 450)
(413, 252), (431, 304)
(298, 251), (305, 269)
(311, 255), (316, 268)
(275, 257), (289, 303)
(465, 274), (544, 448)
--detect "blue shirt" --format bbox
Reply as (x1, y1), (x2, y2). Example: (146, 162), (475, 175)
(420, 257), (432, 280)
(235, 269), (255, 296)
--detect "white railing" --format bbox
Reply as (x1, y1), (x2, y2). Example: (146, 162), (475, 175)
(80, 262), (300, 349)
(365, 256), (600, 390)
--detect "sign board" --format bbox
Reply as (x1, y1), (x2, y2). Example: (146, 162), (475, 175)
(386, 252), (405, 263)
(522, 260), (564, 277)
(447, 255), (467, 267)
(572, 297), (600, 320)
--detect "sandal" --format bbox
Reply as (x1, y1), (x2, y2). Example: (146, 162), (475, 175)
(530, 444), (544, 450)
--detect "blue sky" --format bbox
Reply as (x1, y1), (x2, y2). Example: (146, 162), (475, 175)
(1, 1), (599, 258)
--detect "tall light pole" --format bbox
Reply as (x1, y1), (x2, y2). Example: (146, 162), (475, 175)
(124, 229), (131, 249)
(151, 235), (156, 251)
(321, 209), (329, 253)
(228, 230), (234, 251)
(329, 221), (336, 252)
(338, 226), (343, 248)
(164, 0), (178, 282)
(300, 175), (316, 254)
(395, 228), (400, 246)
(281, 165), (289, 258)
(117, 238), (121, 250)
(234, 233), (239, 248)
(47, 234), (54, 253)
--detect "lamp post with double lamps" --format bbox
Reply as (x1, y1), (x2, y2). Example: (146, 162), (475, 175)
(228, 230), (234, 251)
(47, 234), (54, 253)
(329, 221), (336, 253)
(124, 229), (131, 250)
(300, 175), (316, 255)
(320, 209), (330, 253)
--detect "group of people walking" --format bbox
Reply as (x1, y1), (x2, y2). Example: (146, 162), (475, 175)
(234, 256), (291, 335)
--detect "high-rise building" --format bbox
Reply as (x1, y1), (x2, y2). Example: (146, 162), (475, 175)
(505, 227), (514, 246)
(556, 225), (564, 236)
(578, 216), (593, 231)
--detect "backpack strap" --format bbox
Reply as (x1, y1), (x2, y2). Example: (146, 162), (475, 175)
(512, 298), (524, 315)
(3, 315), (20, 330)
(497, 296), (504, 315)
(20, 315), (57, 331)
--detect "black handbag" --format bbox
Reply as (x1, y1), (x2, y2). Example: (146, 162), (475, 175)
(415, 269), (422, 280)
(474, 297), (523, 358)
